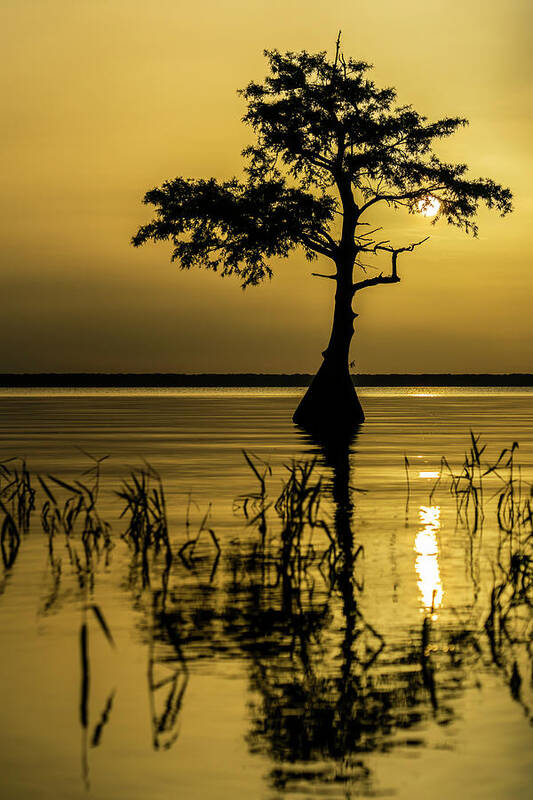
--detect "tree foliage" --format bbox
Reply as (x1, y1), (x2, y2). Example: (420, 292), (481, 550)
(133, 44), (512, 287)
(133, 177), (335, 286)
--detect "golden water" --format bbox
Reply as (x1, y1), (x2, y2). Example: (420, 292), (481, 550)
(0, 388), (532, 799)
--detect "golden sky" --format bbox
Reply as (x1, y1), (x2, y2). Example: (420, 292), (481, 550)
(1, 0), (531, 373)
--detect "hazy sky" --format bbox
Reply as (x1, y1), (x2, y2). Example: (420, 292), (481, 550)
(2, 0), (532, 373)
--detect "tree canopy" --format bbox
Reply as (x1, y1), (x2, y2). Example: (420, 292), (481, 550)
(133, 43), (512, 288)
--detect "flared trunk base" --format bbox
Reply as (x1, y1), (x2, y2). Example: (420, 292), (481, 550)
(292, 361), (365, 433)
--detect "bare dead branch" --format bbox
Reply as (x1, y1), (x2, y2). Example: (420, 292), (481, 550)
(352, 273), (400, 293)
(352, 236), (429, 293)
(356, 226), (383, 240)
(374, 236), (429, 256)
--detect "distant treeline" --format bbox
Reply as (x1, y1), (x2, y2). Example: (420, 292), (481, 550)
(0, 373), (532, 387)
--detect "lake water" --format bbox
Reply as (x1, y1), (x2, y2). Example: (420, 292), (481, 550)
(0, 387), (532, 799)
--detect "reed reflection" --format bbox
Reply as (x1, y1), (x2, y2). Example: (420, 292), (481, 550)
(105, 433), (472, 795)
(117, 433), (533, 793)
(26, 432), (533, 794)
(0, 457), (35, 595)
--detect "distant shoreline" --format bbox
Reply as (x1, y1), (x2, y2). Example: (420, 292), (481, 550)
(0, 373), (532, 388)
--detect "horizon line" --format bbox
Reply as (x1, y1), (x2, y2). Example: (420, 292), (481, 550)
(0, 372), (532, 388)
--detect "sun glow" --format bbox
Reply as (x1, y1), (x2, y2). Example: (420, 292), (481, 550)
(417, 196), (441, 217)
(414, 505), (443, 618)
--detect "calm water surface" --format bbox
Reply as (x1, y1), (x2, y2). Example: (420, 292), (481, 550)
(0, 388), (532, 799)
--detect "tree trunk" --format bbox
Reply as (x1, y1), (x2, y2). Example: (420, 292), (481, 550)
(293, 257), (364, 432)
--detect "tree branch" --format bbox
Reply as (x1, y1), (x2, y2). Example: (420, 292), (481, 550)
(311, 271), (337, 280)
(316, 229), (338, 249)
(358, 187), (445, 215)
(299, 232), (336, 259)
(374, 236), (429, 259)
(352, 273), (400, 293)
(356, 226), (383, 240)
(352, 237), (429, 293)
(301, 148), (335, 171)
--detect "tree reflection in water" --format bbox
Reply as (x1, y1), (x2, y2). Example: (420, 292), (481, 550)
(26, 438), (533, 795)
(240, 429), (454, 795)
(141, 431), (472, 796)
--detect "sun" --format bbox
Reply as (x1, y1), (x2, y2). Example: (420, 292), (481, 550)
(417, 196), (441, 217)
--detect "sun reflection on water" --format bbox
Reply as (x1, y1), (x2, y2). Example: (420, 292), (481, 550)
(415, 505), (443, 619)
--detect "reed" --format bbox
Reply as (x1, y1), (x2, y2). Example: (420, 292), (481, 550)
(424, 433), (532, 713)
(236, 452), (336, 598)
(116, 463), (173, 592)
(117, 464), (170, 554)
(39, 474), (112, 550)
(178, 502), (220, 570)
(433, 432), (486, 533)
(275, 458), (331, 576)
(0, 458), (36, 574)
(235, 450), (272, 546)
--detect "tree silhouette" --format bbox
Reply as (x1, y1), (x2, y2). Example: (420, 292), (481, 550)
(133, 37), (512, 432)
